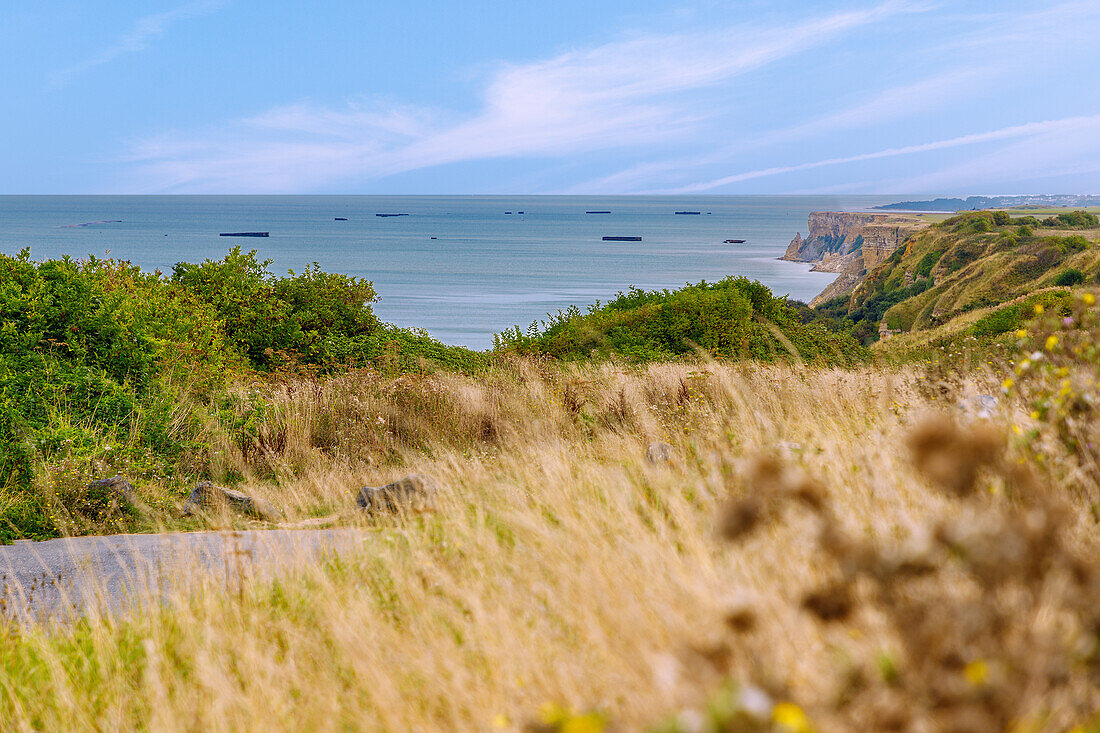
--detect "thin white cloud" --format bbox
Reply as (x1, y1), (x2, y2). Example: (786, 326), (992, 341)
(668, 115), (1100, 193)
(567, 67), (988, 193)
(125, 1), (925, 192)
(930, 0), (1100, 55)
(848, 116), (1100, 193)
(49, 0), (223, 89)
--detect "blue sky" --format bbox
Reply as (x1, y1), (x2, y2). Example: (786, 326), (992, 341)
(3, 1), (1099, 194)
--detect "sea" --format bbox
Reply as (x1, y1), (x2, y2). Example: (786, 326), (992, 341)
(0, 195), (900, 350)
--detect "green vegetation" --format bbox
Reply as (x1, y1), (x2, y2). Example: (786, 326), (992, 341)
(3, 216), (1096, 544)
(1055, 268), (1087, 286)
(805, 210), (1100, 346)
(494, 276), (864, 364)
(0, 248), (485, 542)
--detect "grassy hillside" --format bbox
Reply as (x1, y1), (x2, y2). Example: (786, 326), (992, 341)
(809, 210), (1100, 346)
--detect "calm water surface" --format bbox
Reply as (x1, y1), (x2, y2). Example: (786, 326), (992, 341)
(0, 195), (897, 349)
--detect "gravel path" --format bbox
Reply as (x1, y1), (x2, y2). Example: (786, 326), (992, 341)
(0, 529), (365, 622)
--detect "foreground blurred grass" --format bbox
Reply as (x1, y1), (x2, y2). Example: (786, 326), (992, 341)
(3, 357), (1099, 731)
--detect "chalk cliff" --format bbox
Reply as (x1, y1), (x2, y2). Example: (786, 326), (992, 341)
(782, 212), (928, 305)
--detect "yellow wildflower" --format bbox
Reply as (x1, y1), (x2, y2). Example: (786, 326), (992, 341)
(964, 659), (989, 686)
(1015, 328), (1028, 338)
(1030, 411), (1040, 419)
(1034, 303), (1044, 314)
(1084, 293), (1096, 306)
(491, 714), (510, 729)
(1045, 335), (1058, 351)
(561, 715), (605, 733)
(1002, 378), (1014, 391)
(773, 702), (813, 732)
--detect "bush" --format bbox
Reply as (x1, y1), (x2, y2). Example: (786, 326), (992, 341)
(1054, 268), (1086, 286)
(0, 249), (485, 541)
(1040, 210), (1100, 228)
(992, 211), (1011, 226)
(969, 292), (1072, 337)
(495, 278), (864, 364)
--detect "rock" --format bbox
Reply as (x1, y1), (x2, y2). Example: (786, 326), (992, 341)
(645, 441), (673, 464)
(183, 481), (284, 522)
(87, 475), (144, 513)
(88, 475), (138, 504)
(356, 474), (439, 513)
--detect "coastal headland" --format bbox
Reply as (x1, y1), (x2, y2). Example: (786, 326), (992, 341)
(781, 211), (938, 304)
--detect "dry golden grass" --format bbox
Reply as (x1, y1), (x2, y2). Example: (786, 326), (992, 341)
(3, 361), (1098, 731)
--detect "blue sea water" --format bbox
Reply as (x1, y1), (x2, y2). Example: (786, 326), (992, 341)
(0, 195), (898, 350)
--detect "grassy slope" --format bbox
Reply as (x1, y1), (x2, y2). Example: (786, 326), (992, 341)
(1, 357), (1098, 731)
(811, 211), (1100, 348)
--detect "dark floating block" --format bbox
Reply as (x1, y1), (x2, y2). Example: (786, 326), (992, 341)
(219, 232), (269, 237)
(724, 239), (746, 244)
(586, 210), (611, 214)
(517, 211), (525, 214)
(430, 236), (437, 239)
(674, 211), (701, 215)
(59, 219), (123, 228)
(602, 236), (642, 241)
(334, 217), (348, 221)
(376, 213), (410, 217)
(505, 211), (512, 214)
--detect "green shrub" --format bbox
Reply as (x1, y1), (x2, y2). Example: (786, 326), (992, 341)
(1040, 210), (1100, 228)
(495, 278), (863, 364)
(1054, 268), (1086, 286)
(969, 292), (1072, 337)
(993, 211), (1011, 226)
(0, 249), (486, 541)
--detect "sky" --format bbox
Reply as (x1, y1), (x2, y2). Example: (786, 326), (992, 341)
(2, 0), (1099, 195)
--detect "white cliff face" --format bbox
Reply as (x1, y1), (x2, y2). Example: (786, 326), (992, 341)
(781, 212), (929, 305)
